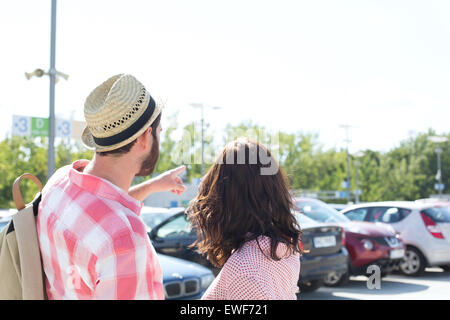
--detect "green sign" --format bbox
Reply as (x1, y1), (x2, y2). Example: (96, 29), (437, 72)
(31, 117), (49, 137)
(13, 115), (83, 140)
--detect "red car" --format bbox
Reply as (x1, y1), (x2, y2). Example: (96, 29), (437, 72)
(295, 198), (406, 286)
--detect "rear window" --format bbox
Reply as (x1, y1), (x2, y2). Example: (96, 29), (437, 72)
(366, 207), (412, 223)
(422, 206), (450, 223)
(296, 200), (349, 223)
(343, 208), (368, 221)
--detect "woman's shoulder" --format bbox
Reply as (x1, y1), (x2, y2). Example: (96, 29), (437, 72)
(225, 236), (298, 271)
(212, 236), (299, 300)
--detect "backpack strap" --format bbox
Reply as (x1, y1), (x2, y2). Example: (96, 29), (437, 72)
(12, 174), (43, 211)
(6, 190), (42, 236)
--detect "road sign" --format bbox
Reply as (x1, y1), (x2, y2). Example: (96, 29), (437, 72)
(335, 191), (349, 199)
(72, 120), (85, 141)
(31, 117), (49, 137)
(12, 115), (85, 140)
(56, 118), (72, 138)
(12, 115), (31, 136)
(435, 184), (445, 191)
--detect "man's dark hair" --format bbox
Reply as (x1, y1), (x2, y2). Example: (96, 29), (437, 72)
(97, 113), (161, 157)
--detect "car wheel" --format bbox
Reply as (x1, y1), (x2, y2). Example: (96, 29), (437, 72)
(399, 247), (426, 277)
(439, 265), (450, 272)
(299, 279), (323, 293)
(323, 271), (349, 287)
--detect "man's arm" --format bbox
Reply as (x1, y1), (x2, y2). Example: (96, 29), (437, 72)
(128, 166), (187, 202)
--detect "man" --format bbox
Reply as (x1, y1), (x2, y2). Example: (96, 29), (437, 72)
(37, 74), (186, 299)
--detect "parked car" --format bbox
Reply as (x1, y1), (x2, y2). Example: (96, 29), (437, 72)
(295, 198), (405, 286)
(340, 201), (450, 276)
(159, 253), (215, 300)
(295, 212), (349, 292)
(148, 209), (349, 292)
(328, 203), (351, 212)
(140, 206), (184, 232)
(148, 210), (220, 275)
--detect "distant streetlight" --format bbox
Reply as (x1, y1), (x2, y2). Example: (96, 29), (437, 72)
(25, 68), (69, 82)
(190, 103), (222, 176)
(352, 151), (365, 203)
(339, 124), (355, 203)
(428, 136), (448, 196)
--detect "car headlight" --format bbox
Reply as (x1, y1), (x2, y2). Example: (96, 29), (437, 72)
(200, 274), (215, 291)
(362, 239), (374, 251)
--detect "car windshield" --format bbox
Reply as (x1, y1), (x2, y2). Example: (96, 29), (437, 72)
(422, 206), (450, 223)
(296, 200), (350, 223)
(141, 212), (175, 230)
(156, 214), (195, 239)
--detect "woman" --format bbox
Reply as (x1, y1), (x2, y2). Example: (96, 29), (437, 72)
(186, 138), (303, 300)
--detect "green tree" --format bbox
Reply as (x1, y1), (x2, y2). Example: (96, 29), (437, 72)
(0, 126), (448, 208)
(0, 136), (47, 208)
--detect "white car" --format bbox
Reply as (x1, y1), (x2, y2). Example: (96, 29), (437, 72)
(340, 201), (450, 276)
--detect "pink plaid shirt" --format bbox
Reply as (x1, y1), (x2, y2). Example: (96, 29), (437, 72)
(37, 160), (164, 300)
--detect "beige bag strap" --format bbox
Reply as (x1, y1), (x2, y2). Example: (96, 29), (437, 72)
(11, 173), (46, 300)
(12, 174), (43, 210)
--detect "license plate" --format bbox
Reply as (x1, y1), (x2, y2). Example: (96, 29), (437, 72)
(390, 249), (405, 259)
(313, 236), (336, 248)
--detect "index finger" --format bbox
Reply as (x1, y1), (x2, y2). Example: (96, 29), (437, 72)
(172, 165), (186, 175)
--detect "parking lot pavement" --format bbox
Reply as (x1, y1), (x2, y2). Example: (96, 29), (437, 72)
(298, 268), (450, 300)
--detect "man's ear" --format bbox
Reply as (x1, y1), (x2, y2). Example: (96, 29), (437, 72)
(137, 126), (153, 150)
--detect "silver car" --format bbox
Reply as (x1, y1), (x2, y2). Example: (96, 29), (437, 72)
(340, 201), (450, 276)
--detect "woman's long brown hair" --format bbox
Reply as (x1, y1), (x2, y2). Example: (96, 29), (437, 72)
(186, 138), (302, 268)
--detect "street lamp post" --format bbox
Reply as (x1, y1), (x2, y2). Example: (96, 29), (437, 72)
(436, 147), (443, 195)
(190, 103), (222, 176)
(353, 151), (365, 204)
(429, 136), (448, 196)
(25, 0), (68, 181)
(340, 124), (353, 203)
(48, 0), (57, 180)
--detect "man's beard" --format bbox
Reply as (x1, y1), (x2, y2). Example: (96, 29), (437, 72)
(136, 137), (160, 177)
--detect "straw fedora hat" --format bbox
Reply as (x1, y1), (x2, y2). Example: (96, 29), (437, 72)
(82, 74), (163, 152)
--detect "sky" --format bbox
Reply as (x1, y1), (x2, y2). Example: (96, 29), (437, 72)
(0, 0), (449, 155)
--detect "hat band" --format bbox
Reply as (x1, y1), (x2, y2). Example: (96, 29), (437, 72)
(93, 96), (156, 147)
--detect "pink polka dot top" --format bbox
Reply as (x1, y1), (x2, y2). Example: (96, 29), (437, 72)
(202, 236), (300, 300)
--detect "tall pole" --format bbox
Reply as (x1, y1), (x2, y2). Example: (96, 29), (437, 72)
(345, 142), (351, 203)
(352, 151), (365, 204)
(354, 160), (360, 203)
(200, 105), (205, 177)
(48, 0), (57, 180)
(190, 103), (222, 177)
(429, 136), (448, 197)
(436, 145), (443, 196)
(340, 125), (352, 203)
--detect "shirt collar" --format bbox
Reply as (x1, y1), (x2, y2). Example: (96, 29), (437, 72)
(69, 159), (143, 215)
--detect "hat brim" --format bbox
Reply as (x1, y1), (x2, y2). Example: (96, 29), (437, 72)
(81, 102), (163, 152)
